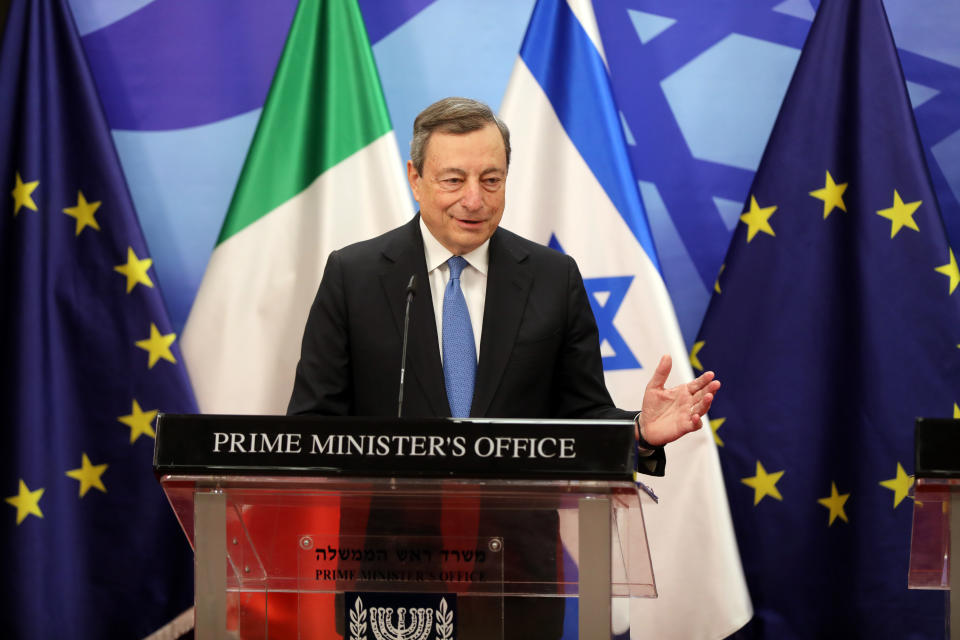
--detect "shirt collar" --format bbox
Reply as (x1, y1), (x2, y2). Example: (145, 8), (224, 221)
(419, 216), (490, 276)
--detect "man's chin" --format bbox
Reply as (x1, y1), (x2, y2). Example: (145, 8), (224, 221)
(450, 227), (494, 254)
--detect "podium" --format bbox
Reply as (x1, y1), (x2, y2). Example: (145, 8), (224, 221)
(909, 418), (960, 639)
(155, 414), (657, 639)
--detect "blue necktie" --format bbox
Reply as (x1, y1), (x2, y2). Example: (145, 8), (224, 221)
(443, 256), (476, 418)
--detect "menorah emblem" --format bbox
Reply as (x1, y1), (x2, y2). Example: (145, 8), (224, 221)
(349, 596), (454, 640)
(370, 606), (433, 640)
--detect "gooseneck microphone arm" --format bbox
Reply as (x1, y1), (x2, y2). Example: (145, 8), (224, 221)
(397, 275), (417, 418)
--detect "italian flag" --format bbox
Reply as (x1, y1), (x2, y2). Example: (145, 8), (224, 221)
(182, 0), (411, 416)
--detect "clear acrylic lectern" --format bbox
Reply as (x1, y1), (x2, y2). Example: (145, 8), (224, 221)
(155, 414), (657, 639)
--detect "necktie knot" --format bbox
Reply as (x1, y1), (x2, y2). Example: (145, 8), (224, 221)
(447, 256), (468, 280)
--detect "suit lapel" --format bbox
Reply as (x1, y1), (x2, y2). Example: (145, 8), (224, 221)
(380, 216), (448, 417)
(472, 230), (532, 417)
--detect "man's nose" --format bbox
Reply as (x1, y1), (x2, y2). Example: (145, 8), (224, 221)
(460, 179), (483, 211)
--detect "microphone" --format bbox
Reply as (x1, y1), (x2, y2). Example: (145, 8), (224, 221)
(397, 275), (417, 418)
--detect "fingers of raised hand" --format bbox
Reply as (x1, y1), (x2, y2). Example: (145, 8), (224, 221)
(682, 411), (703, 433)
(695, 392), (715, 416)
(690, 380), (719, 403)
(687, 370), (716, 394)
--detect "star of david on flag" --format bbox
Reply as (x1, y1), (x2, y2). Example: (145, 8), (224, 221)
(549, 234), (639, 371)
(500, 0), (750, 637)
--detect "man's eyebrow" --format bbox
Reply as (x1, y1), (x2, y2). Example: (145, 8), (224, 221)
(432, 166), (504, 177)
(435, 167), (467, 176)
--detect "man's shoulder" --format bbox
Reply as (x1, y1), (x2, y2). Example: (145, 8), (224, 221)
(333, 217), (417, 263)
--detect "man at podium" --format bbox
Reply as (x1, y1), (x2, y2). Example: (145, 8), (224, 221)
(288, 96), (717, 452)
(287, 97), (719, 638)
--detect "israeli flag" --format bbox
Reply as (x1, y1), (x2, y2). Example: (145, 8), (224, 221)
(500, 0), (752, 637)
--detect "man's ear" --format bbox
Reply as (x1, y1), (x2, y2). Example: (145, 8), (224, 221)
(406, 160), (421, 202)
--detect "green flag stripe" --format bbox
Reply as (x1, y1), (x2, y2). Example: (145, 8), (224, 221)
(217, 0), (393, 244)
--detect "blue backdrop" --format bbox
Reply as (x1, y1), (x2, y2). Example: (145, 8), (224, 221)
(5, 1), (955, 636)
(66, 0), (960, 349)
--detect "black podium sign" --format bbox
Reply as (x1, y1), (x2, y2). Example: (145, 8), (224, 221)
(153, 414), (637, 480)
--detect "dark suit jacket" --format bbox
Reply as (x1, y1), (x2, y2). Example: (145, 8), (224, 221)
(289, 215), (664, 472)
(287, 215), (663, 637)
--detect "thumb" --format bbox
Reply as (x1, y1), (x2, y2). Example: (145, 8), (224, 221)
(647, 354), (672, 390)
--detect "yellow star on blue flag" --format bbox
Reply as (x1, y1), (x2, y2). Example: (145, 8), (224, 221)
(0, 1), (197, 635)
(692, 1), (960, 635)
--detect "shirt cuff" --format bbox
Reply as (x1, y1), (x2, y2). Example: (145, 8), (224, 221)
(634, 412), (655, 457)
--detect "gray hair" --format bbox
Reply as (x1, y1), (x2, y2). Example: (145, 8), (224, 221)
(409, 97), (511, 175)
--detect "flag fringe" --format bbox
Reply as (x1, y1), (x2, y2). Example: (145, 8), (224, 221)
(142, 607), (194, 640)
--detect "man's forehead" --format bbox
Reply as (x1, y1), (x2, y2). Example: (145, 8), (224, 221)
(422, 127), (506, 169)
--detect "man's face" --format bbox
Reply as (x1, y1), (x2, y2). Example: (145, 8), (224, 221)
(407, 123), (507, 255)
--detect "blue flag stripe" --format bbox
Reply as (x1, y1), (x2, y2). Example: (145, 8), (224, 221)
(519, 0), (660, 271)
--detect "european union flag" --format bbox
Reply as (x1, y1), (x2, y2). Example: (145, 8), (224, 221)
(695, 1), (960, 637)
(0, 1), (196, 636)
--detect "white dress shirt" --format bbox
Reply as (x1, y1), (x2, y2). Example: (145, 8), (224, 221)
(419, 219), (652, 455)
(419, 217), (488, 361)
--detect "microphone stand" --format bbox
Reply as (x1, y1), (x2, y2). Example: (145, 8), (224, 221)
(397, 275), (417, 417)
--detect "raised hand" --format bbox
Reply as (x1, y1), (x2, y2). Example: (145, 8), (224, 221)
(637, 355), (720, 447)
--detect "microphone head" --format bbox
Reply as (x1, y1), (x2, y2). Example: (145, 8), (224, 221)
(406, 274), (417, 296)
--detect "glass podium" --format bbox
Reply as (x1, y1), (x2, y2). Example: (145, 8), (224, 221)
(909, 418), (960, 639)
(155, 414), (657, 639)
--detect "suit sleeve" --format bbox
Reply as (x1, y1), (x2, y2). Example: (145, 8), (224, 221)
(287, 250), (353, 416)
(556, 255), (666, 476)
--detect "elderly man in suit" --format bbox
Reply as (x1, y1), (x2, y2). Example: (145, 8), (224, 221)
(288, 97), (719, 638)
(288, 96), (717, 443)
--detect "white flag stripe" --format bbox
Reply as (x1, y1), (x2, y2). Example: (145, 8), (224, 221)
(567, 0), (608, 67)
(501, 60), (686, 396)
(500, 0), (751, 636)
(182, 132), (410, 414)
